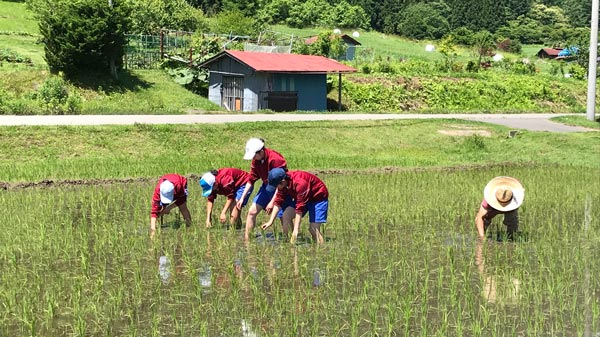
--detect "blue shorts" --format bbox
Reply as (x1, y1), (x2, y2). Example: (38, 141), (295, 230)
(282, 199), (328, 223)
(235, 184), (253, 207)
(307, 200), (328, 223)
(252, 183), (275, 209)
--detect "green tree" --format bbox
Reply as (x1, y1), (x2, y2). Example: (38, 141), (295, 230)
(321, 1), (370, 29)
(286, 0), (331, 28)
(497, 4), (575, 45)
(562, 0), (592, 27)
(472, 30), (495, 65)
(126, 0), (207, 34)
(210, 10), (259, 36)
(255, 0), (292, 25)
(396, 2), (450, 40)
(30, 0), (130, 76)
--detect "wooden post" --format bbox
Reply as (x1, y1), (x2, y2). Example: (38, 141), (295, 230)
(160, 30), (164, 59)
(338, 73), (342, 111)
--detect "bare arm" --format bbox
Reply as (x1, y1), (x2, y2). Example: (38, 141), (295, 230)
(290, 213), (302, 244)
(261, 205), (281, 230)
(236, 182), (253, 209)
(220, 198), (234, 223)
(150, 216), (158, 237)
(205, 200), (214, 228)
(265, 189), (278, 214)
(179, 202), (192, 228)
(475, 205), (488, 239)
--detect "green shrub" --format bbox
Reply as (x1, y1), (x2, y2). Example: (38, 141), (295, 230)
(37, 75), (81, 114)
(568, 63), (586, 80)
(30, 0), (130, 75)
(448, 27), (475, 46)
(0, 48), (33, 65)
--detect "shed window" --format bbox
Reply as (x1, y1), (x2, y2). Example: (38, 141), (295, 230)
(222, 76), (244, 111)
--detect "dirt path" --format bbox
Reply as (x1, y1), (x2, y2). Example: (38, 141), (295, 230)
(0, 113), (594, 132)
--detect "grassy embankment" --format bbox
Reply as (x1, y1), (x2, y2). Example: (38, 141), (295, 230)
(0, 119), (598, 184)
(1, 1), (598, 114)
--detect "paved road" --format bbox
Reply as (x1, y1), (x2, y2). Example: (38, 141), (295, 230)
(0, 113), (594, 132)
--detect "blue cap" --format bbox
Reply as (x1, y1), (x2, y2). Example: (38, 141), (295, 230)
(199, 172), (216, 197)
(266, 168), (287, 192)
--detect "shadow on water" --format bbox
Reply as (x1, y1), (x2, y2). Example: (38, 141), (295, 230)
(254, 231), (335, 246)
(160, 213), (183, 230)
(488, 230), (530, 243)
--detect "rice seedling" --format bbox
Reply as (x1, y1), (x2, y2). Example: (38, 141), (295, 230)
(0, 164), (598, 336)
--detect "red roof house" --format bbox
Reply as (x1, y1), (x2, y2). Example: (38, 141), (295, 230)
(199, 50), (356, 112)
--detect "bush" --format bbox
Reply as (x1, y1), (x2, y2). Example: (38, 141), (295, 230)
(496, 38), (522, 54)
(568, 64), (586, 80)
(37, 76), (82, 114)
(0, 49), (33, 65)
(210, 10), (259, 36)
(127, 0), (207, 34)
(448, 27), (475, 46)
(30, 0), (130, 76)
(396, 2), (450, 40)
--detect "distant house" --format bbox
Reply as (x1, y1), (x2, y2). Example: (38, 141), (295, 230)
(305, 34), (362, 61)
(198, 50), (356, 112)
(537, 48), (563, 59)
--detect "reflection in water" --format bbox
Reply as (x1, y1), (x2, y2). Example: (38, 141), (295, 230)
(312, 268), (323, 287)
(158, 255), (171, 284)
(475, 241), (521, 305)
(254, 231), (277, 245)
(241, 319), (258, 337)
(198, 265), (212, 289)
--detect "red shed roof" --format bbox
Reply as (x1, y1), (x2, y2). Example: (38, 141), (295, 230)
(540, 48), (563, 56)
(200, 50), (356, 74)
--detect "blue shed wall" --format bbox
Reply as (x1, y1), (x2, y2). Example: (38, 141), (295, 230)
(273, 74), (326, 111)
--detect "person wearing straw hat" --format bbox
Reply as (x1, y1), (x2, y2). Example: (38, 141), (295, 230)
(150, 173), (192, 236)
(237, 138), (287, 241)
(199, 168), (253, 229)
(475, 176), (525, 240)
(261, 168), (329, 244)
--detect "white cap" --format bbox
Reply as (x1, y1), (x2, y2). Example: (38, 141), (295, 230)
(243, 138), (265, 160)
(159, 180), (175, 205)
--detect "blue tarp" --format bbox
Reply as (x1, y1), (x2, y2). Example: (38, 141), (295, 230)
(558, 46), (579, 57)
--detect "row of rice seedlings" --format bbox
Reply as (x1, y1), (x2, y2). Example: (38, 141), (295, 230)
(0, 165), (598, 336)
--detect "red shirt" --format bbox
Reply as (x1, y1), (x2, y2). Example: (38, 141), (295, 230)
(273, 171), (329, 215)
(207, 168), (251, 202)
(249, 148), (287, 185)
(151, 174), (188, 217)
(481, 199), (510, 217)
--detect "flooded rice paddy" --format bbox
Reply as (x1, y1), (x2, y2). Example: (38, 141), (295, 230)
(0, 165), (598, 336)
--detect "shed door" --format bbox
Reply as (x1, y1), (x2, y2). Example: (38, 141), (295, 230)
(222, 76), (244, 111)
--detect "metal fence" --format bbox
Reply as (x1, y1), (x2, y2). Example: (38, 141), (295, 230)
(124, 30), (194, 69)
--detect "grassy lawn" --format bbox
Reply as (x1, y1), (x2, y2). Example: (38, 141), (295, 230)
(0, 1), (38, 34)
(0, 119), (598, 183)
(551, 115), (600, 129)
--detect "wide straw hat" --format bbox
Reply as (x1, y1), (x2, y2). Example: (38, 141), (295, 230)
(483, 176), (525, 212)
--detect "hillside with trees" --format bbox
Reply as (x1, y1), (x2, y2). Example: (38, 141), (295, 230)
(0, 0), (597, 114)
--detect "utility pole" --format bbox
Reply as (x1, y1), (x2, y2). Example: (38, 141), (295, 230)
(586, 0), (598, 121)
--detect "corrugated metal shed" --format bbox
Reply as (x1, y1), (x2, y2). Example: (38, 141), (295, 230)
(200, 50), (356, 74)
